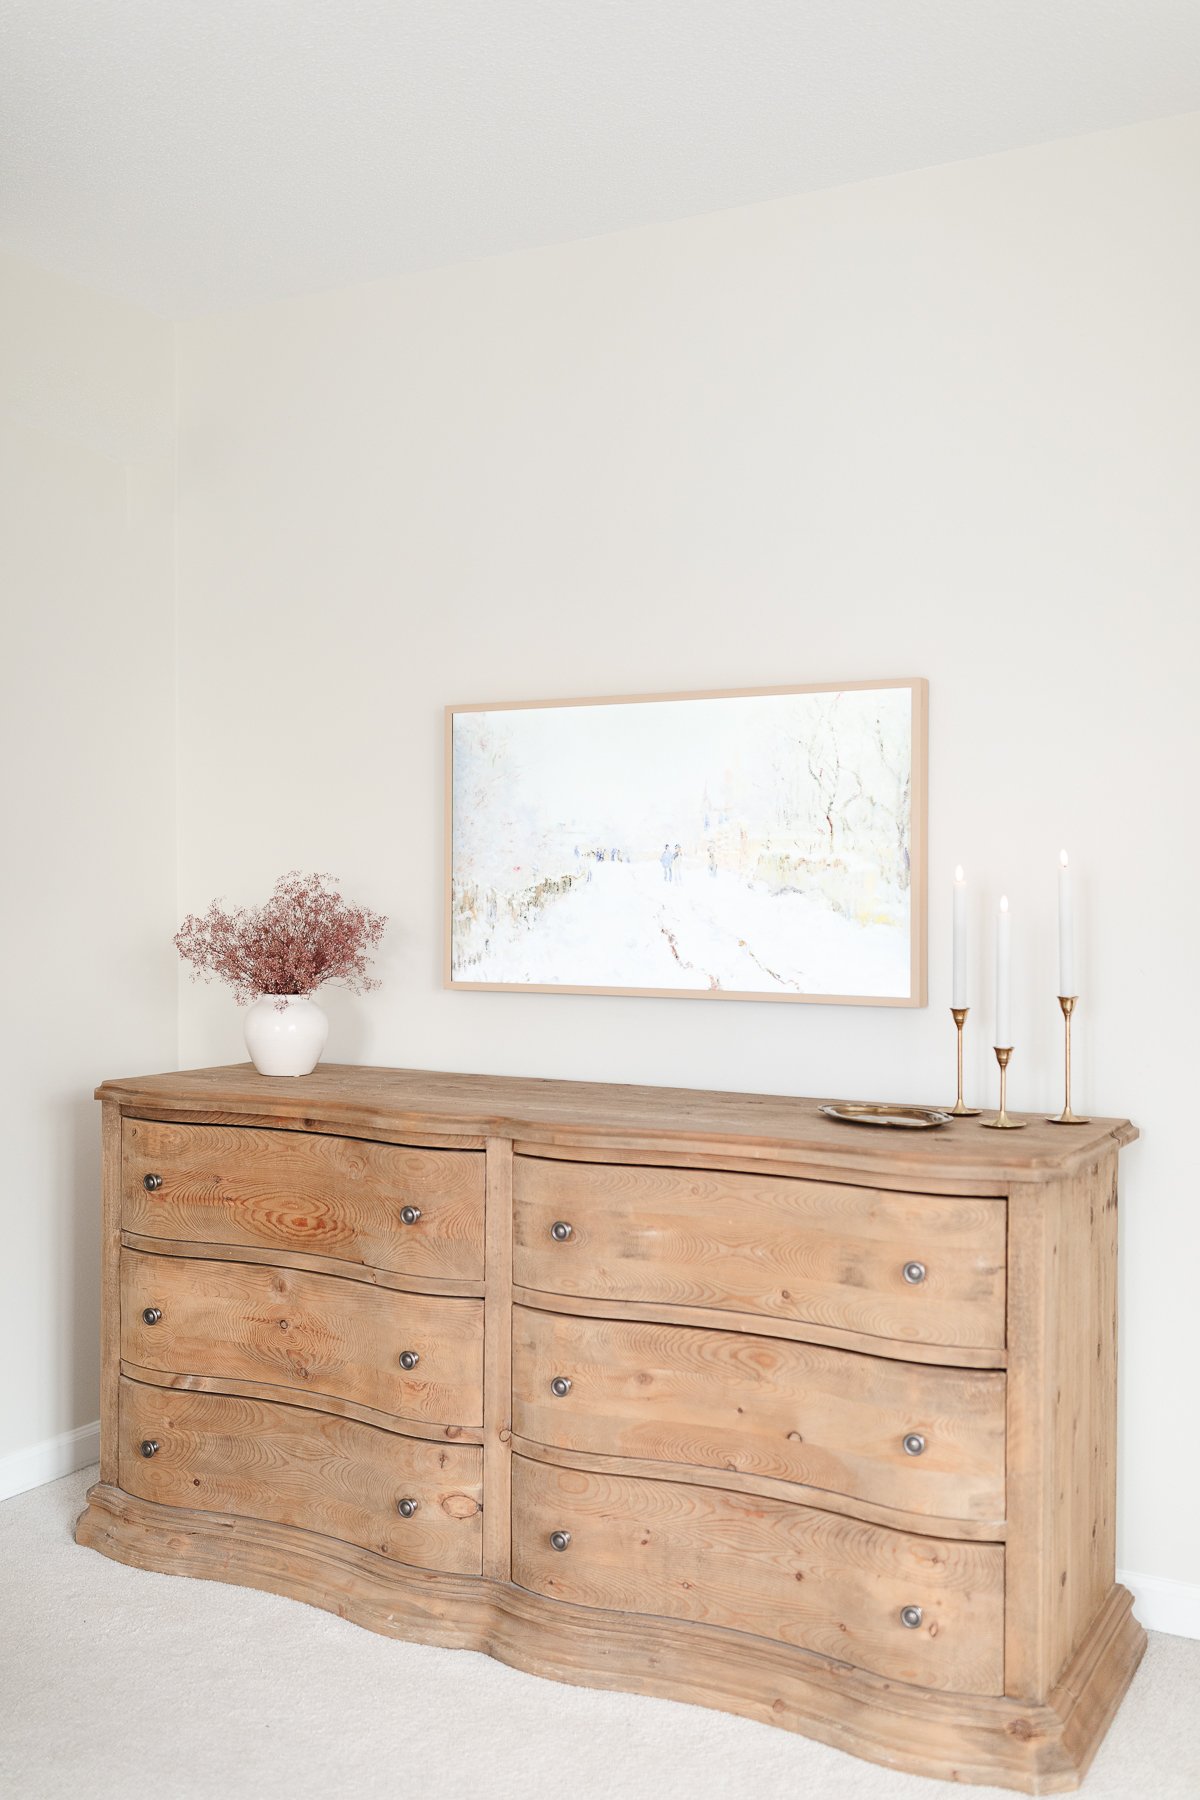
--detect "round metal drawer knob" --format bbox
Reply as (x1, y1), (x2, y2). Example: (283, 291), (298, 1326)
(142, 1307), (162, 1326)
(903, 1432), (926, 1456)
(398, 1351), (420, 1371)
(396, 1498), (419, 1518)
(550, 1376), (572, 1398)
(400, 1206), (422, 1226)
(550, 1220), (573, 1242)
(900, 1605), (923, 1630)
(142, 1174), (163, 1192)
(902, 1260), (927, 1285)
(549, 1530), (572, 1552)
(139, 1439), (159, 1459)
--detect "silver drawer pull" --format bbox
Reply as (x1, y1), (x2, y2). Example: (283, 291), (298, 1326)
(143, 1173), (163, 1192)
(902, 1260), (927, 1285)
(396, 1497), (419, 1518)
(398, 1351), (420, 1371)
(142, 1307), (162, 1326)
(902, 1432), (926, 1457)
(400, 1206), (422, 1226)
(549, 1530), (571, 1552)
(140, 1439), (159, 1458)
(900, 1605), (923, 1629)
(550, 1376), (572, 1397)
(550, 1220), (573, 1242)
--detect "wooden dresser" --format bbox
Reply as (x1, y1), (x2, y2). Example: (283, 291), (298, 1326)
(77, 1065), (1143, 1792)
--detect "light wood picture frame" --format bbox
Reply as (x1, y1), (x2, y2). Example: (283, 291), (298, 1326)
(445, 678), (927, 1006)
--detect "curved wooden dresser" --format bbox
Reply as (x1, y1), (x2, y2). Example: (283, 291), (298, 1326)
(77, 1064), (1144, 1793)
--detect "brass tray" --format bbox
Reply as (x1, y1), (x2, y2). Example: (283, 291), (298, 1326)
(819, 1102), (953, 1130)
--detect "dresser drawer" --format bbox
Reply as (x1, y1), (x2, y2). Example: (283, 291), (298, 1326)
(512, 1307), (1005, 1523)
(512, 1456), (1003, 1694)
(513, 1156), (1005, 1350)
(118, 1379), (483, 1574)
(122, 1251), (484, 1427)
(123, 1120), (485, 1280)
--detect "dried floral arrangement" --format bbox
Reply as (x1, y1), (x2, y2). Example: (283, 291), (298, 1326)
(175, 871), (387, 1006)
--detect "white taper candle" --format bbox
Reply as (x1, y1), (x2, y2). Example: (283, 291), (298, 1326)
(996, 896), (1012, 1047)
(1058, 851), (1075, 997)
(952, 866), (968, 1008)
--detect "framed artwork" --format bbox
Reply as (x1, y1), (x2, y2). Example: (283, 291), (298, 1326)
(445, 678), (927, 1005)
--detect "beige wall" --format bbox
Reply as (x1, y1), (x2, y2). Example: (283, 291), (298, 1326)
(175, 113), (1200, 1592)
(4, 113), (1193, 1595)
(0, 254), (178, 1478)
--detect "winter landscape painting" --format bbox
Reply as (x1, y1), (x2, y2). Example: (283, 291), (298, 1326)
(447, 680), (926, 1004)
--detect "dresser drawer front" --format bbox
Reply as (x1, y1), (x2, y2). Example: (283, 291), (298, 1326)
(123, 1120), (485, 1279)
(122, 1251), (484, 1427)
(512, 1456), (1003, 1694)
(118, 1379), (483, 1573)
(514, 1157), (1005, 1350)
(512, 1308), (1005, 1522)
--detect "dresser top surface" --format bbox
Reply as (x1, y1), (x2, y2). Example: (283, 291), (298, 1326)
(97, 1063), (1136, 1186)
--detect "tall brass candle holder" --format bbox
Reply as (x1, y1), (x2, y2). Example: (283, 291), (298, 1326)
(981, 1046), (1026, 1130)
(1049, 995), (1089, 1125)
(949, 1007), (980, 1116)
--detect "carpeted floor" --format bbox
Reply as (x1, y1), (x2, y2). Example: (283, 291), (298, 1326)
(2, 1470), (1197, 1800)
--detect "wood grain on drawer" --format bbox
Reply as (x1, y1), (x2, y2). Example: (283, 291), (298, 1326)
(118, 1379), (483, 1574)
(123, 1120), (484, 1280)
(122, 1250), (484, 1427)
(512, 1307), (1005, 1522)
(512, 1456), (1003, 1694)
(513, 1156), (1005, 1350)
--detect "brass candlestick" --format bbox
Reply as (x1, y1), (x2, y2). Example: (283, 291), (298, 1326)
(949, 1007), (980, 1116)
(981, 1046), (1026, 1130)
(1049, 995), (1089, 1125)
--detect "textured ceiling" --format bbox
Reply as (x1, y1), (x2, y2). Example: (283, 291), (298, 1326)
(2, 1), (1199, 318)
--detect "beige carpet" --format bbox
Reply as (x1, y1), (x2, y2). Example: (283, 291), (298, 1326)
(2, 1470), (1197, 1800)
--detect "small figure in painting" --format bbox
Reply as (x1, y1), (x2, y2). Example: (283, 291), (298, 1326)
(660, 843), (674, 883)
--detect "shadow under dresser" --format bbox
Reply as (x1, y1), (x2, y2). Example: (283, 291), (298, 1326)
(77, 1063), (1143, 1793)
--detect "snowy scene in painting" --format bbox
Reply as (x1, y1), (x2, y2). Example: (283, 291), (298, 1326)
(450, 687), (917, 999)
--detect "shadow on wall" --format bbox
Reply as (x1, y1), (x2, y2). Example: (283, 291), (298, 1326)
(311, 987), (372, 1068)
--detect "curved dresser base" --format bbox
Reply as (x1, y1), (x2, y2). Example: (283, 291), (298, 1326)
(76, 1484), (1145, 1796)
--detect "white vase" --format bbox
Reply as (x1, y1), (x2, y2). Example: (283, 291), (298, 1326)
(243, 994), (329, 1077)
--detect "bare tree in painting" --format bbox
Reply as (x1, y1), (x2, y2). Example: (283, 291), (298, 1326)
(787, 695), (913, 901)
(802, 693), (845, 858)
(874, 712), (911, 890)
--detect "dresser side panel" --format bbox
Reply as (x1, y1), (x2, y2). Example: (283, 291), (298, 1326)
(1004, 1154), (1123, 1702)
(1062, 1156), (1120, 1678)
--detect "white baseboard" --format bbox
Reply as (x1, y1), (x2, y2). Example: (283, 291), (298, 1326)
(1119, 1567), (1200, 1641)
(0, 1420), (100, 1502)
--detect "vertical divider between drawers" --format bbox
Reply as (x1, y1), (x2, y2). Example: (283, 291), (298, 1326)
(483, 1136), (515, 1581)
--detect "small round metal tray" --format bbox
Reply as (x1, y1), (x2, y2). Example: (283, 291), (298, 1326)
(819, 1102), (953, 1130)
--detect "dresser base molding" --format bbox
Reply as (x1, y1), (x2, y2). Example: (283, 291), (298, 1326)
(75, 1483), (1145, 1794)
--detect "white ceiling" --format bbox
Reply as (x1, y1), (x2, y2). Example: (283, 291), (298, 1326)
(2, 1), (1199, 319)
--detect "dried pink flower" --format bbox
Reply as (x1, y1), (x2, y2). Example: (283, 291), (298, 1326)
(175, 871), (387, 1006)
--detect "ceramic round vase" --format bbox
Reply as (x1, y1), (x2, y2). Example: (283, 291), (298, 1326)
(243, 994), (329, 1077)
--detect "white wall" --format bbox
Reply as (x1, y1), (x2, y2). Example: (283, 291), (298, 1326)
(0, 255), (178, 1490)
(165, 111), (1194, 1597)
